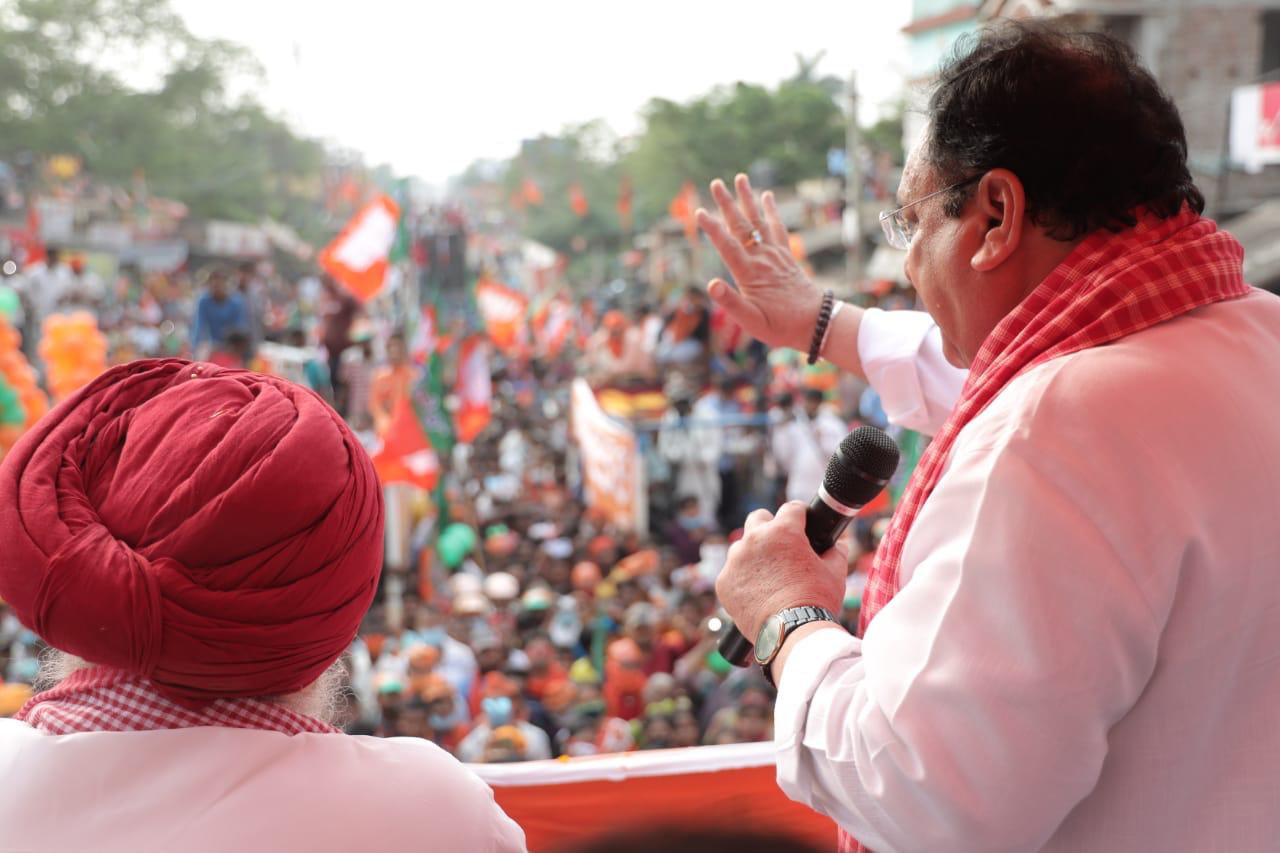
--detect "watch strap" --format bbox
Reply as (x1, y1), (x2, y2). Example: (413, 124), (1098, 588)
(760, 605), (839, 688)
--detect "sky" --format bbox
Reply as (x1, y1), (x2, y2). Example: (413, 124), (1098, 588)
(170, 0), (914, 187)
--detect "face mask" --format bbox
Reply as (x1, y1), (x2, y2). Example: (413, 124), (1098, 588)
(566, 741), (597, 757)
(429, 714), (453, 730)
(482, 695), (514, 726)
(418, 627), (447, 647)
(677, 516), (703, 530)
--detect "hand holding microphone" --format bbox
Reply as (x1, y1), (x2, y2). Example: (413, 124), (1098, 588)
(716, 426), (900, 668)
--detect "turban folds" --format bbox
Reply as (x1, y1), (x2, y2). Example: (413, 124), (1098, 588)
(0, 359), (383, 706)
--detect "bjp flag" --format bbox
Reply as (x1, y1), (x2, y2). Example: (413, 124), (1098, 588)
(319, 194), (401, 301)
(455, 336), (492, 444)
(370, 394), (440, 490)
(475, 277), (529, 353)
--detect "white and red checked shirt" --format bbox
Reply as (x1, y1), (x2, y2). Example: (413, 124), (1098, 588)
(775, 290), (1280, 851)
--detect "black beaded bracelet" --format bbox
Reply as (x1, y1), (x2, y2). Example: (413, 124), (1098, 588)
(806, 289), (835, 365)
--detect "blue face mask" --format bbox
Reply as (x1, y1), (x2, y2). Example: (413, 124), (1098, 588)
(677, 515), (703, 530)
(482, 695), (514, 726)
(429, 714), (453, 730)
(418, 626), (448, 647)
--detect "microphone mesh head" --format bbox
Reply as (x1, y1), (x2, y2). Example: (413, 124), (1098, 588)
(823, 426), (901, 507)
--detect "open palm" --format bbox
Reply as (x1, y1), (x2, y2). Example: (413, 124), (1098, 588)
(695, 174), (823, 352)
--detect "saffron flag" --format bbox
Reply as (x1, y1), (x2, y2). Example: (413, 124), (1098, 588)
(668, 181), (699, 241)
(410, 304), (438, 365)
(475, 277), (529, 352)
(569, 183), (589, 218)
(455, 336), (492, 444)
(617, 175), (634, 232)
(522, 178), (543, 206)
(319, 194), (401, 301)
(537, 295), (575, 359)
(370, 394), (440, 490)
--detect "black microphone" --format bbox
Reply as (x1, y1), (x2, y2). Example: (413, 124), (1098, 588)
(717, 425), (901, 668)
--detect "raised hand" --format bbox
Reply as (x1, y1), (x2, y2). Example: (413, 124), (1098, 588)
(695, 173), (823, 352)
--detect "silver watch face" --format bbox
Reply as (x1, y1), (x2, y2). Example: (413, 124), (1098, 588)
(753, 614), (785, 665)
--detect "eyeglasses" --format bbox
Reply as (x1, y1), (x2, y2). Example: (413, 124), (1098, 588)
(879, 175), (981, 251)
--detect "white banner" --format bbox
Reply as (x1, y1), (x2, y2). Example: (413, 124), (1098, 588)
(571, 379), (645, 532)
(1230, 82), (1280, 174)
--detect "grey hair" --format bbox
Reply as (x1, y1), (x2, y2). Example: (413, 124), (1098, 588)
(35, 649), (349, 727)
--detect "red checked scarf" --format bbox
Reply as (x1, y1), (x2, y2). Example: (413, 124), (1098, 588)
(843, 208), (1248, 853)
(15, 667), (337, 736)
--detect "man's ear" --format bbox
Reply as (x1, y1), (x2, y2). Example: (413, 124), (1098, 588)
(970, 168), (1026, 272)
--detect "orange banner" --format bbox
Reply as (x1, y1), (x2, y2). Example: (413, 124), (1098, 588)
(473, 743), (834, 851)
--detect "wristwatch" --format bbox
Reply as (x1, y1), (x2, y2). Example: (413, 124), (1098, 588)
(753, 605), (840, 687)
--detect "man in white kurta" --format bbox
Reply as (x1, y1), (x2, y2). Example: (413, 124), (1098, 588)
(770, 389), (850, 504)
(693, 23), (1280, 853)
(0, 716), (526, 851)
(774, 293), (1280, 851)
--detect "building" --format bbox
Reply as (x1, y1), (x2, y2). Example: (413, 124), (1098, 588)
(981, 0), (1280, 219)
(901, 1), (984, 155)
(900, 0), (1280, 288)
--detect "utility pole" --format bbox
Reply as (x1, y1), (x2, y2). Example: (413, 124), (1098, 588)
(845, 71), (864, 289)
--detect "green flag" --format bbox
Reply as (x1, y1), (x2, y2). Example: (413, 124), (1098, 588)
(389, 177), (411, 264)
(412, 350), (454, 458)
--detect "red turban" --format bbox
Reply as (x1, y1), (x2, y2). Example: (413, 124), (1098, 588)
(0, 359), (383, 706)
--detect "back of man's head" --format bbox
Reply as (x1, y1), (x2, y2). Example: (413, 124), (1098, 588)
(927, 21), (1203, 241)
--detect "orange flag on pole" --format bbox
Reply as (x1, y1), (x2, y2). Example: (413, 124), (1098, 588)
(668, 181), (699, 241)
(569, 183), (589, 218)
(475, 277), (529, 353)
(319, 194), (401, 301)
(455, 336), (492, 444)
(617, 176), (634, 232)
(522, 179), (543, 206)
(370, 394), (440, 490)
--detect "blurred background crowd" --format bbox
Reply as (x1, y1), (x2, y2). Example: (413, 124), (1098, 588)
(0, 243), (911, 764)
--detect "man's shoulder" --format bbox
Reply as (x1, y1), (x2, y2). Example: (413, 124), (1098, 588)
(253, 730), (503, 816)
(964, 290), (1280, 454)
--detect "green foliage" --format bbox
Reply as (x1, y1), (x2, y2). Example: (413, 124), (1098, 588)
(469, 56), (861, 256)
(623, 78), (843, 225)
(864, 110), (906, 167)
(0, 0), (334, 241)
(502, 120), (629, 255)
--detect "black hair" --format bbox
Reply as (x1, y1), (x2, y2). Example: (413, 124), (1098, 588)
(926, 21), (1204, 241)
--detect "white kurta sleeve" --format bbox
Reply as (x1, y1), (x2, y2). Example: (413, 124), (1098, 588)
(856, 308), (967, 437)
(773, 428), (1163, 852)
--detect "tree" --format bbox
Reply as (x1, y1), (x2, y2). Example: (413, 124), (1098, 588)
(502, 120), (628, 254)
(0, 0), (343, 243)
(622, 74), (843, 226)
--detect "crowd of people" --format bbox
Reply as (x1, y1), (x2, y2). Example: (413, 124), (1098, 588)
(0, 244), (912, 765)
